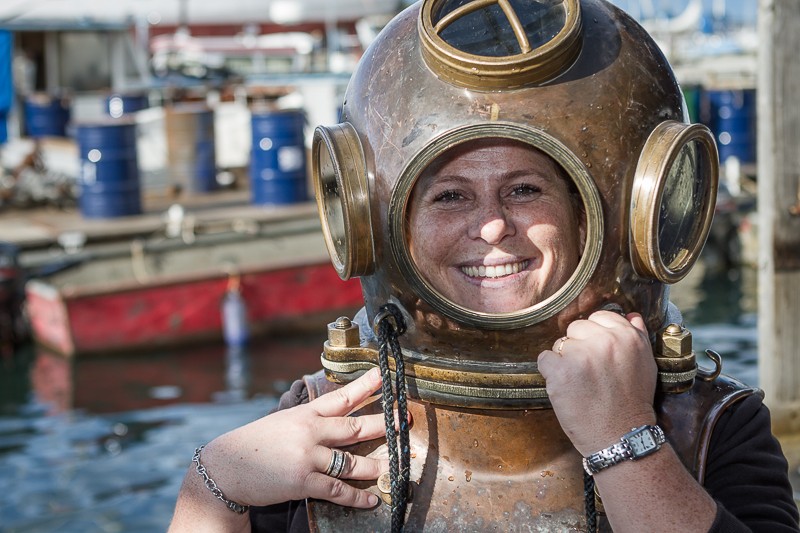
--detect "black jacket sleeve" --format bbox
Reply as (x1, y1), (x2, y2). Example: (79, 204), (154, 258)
(704, 394), (799, 532)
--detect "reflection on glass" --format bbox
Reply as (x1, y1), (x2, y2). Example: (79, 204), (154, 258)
(434, 0), (567, 57)
(317, 145), (347, 261)
(406, 138), (584, 314)
(658, 140), (711, 269)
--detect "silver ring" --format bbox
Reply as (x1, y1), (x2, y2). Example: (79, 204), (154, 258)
(325, 449), (348, 479)
(556, 336), (569, 356)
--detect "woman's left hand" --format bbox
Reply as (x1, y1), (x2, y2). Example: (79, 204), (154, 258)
(169, 368), (392, 531)
(537, 310), (658, 456)
(200, 367), (390, 509)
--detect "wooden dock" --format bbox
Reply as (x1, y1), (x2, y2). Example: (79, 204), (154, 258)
(1, 188), (316, 255)
(2, 189), (365, 357)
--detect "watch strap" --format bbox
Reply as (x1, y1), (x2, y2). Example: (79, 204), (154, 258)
(582, 441), (633, 475)
(582, 424), (664, 476)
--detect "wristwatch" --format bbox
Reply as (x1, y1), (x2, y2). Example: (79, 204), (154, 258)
(582, 424), (666, 476)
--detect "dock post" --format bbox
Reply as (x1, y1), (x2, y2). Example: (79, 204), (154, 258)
(757, 0), (800, 440)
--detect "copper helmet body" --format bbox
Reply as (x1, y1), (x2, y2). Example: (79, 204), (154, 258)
(313, 0), (718, 407)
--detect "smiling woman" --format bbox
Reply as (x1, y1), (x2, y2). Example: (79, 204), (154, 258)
(407, 138), (585, 313)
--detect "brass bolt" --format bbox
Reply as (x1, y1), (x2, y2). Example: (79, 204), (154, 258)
(375, 472), (413, 506)
(377, 472), (392, 505)
(657, 323), (692, 358)
(328, 316), (360, 347)
(377, 472), (391, 494)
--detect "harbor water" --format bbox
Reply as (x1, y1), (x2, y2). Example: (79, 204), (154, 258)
(0, 262), (778, 532)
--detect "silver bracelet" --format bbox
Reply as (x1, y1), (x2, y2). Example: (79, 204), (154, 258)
(192, 445), (250, 514)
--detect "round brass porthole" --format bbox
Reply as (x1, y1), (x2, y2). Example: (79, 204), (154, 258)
(418, 0), (583, 89)
(389, 123), (603, 330)
(312, 123), (375, 280)
(630, 121), (719, 284)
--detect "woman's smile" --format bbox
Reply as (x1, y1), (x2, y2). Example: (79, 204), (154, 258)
(459, 259), (531, 280)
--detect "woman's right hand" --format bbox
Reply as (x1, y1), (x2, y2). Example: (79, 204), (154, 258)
(537, 310), (657, 456)
(170, 367), (390, 530)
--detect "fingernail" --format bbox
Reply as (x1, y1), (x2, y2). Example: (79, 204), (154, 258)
(367, 493), (379, 507)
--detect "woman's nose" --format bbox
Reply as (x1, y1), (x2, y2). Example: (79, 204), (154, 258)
(468, 203), (516, 244)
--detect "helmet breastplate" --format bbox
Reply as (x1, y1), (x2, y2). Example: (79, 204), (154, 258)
(304, 370), (758, 530)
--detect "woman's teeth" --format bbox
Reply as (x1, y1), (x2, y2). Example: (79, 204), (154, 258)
(461, 260), (529, 279)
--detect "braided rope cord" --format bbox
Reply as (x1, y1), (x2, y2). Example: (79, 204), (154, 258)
(375, 304), (409, 533)
(584, 470), (598, 533)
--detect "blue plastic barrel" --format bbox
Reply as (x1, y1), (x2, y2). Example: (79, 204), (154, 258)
(106, 92), (149, 118)
(250, 109), (308, 205)
(165, 105), (217, 193)
(24, 94), (70, 138)
(700, 88), (756, 165)
(75, 119), (142, 218)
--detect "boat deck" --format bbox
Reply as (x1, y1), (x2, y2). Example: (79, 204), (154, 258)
(0, 188), (322, 266)
(7, 188), (366, 356)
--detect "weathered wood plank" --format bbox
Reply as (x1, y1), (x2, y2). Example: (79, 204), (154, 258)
(757, 0), (800, 434)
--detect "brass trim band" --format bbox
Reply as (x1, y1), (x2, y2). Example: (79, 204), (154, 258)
(324, 342), (546, 387)
(321, 356), (550, 400)
(321, 357), (697, 398)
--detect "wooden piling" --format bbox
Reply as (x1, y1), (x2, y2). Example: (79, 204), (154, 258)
(757, 0), (800, 436)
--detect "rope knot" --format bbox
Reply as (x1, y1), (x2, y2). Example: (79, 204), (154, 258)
(373, 304), (407, 336)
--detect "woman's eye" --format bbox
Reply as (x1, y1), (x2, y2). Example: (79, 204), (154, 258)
(433, 190), (464, 202)
(510, 184), (541, 197)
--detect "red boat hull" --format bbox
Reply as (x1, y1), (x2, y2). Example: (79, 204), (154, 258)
(26, 263), (362, 357)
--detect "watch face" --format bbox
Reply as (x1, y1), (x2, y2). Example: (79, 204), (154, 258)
(628, 429), (657, 456)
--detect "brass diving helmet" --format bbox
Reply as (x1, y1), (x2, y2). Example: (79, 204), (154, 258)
(308, 0), (721, 529)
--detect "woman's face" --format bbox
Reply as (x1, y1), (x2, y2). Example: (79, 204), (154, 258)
(407, 140), (585, 313)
